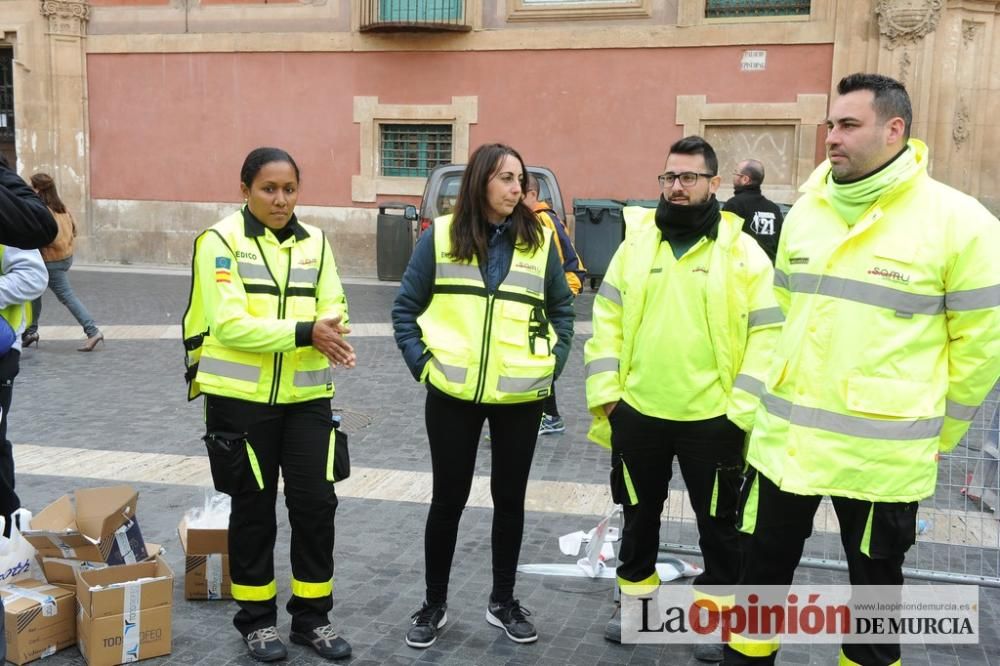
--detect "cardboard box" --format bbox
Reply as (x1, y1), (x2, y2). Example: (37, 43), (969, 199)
(38, 544), (163, 588)
(1, 578), (76, 665)
(75, 557), (173, 666)
(177, 518), (230, 600)
(22, 486), (148, 565)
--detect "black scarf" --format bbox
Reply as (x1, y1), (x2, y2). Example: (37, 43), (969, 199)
(654, 193), (720, 244)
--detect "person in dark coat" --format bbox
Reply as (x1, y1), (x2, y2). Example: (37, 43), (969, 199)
(722, 159), (783, 263)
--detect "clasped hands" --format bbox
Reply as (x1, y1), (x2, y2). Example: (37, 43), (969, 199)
(311, 316), (356, 369)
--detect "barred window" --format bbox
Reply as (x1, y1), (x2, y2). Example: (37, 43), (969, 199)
(378, 0), (463, 21)
(380, 124), (452, 178)
(705, 0), (810, 18)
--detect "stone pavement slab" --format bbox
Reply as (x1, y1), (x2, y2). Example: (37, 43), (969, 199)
(7, 266), (999, 665)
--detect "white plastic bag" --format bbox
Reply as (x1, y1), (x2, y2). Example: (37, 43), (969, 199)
(0, 509), (36, 586)
(186, 491), (231, 529)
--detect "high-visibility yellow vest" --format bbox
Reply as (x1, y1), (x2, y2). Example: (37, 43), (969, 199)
(585, 208), (782, 447)
(417, 215), (556, 404)
(183, 210), (344, 404)
(0, 246), (25, 333)
(747, 139), (1000, 502)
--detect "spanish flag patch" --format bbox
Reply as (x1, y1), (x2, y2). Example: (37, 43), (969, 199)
(215, 256), (232, 283)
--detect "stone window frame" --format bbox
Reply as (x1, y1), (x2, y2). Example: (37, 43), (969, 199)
(675, 93), (828, 198)
(506, 0), (651, 23)
(352, 96), (477, 203)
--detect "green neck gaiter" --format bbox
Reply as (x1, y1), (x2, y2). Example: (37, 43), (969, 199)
(826, 146), (919, 226)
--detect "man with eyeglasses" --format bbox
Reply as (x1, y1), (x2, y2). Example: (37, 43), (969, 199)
(723, 73), (1000, 666)
(585, 136), (781, 662)
(722, 159), (783, 263)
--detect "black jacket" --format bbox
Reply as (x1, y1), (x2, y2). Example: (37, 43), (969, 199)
(722, 186), (783, 263)
(0, 161), (59, 249)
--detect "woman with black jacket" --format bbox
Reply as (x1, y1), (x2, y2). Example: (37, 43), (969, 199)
(392, 143), (574, 650)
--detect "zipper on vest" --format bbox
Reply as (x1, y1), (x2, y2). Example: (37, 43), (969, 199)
(473, 293), (495, 403)
(255, 237), (287, 406)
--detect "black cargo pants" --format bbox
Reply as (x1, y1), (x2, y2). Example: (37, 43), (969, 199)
(723, 467), (916, 666)
(610, 400), (745, 596)
(204, 394), (339, 636)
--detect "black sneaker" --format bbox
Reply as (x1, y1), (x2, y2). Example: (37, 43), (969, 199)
(405, 601), (448, 648)
(289, 624), (351, 660)
(243, 626), (287, 662)
(486, 598), (537, 644)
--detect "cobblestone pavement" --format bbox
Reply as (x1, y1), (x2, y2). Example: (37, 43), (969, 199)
(10, 265), (1000, 665)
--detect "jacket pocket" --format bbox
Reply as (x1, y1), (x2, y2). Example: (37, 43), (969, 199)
(496, 354), (555, 399)
(290, 348), (334, 399)
(846, 375), (937, 418)
(495, 300), (532, 348)
(203, 431), (264, 495)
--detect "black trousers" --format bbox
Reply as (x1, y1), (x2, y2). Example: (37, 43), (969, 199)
(723, 468), (916, 666)
(205, 395), (338, 635)
(610, 400), (744, 594)
(543, 384), (559, 417)
(423, 388), (542, 605)
(0, 350), (20, 538)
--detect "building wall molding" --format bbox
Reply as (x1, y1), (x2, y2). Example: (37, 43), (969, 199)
(676, 93), (828, 202)
(351, 96), (477, 203)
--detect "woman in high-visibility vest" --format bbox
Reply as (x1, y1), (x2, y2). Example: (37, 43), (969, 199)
(183, 147), (355, 662)
(392, 143), (575, 649)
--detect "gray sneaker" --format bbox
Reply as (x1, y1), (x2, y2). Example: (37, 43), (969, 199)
(604, 604), (621, 643)
(243, 626), (287, 662)
(693, 642), (724, 662)
(289, 624), (351, 660)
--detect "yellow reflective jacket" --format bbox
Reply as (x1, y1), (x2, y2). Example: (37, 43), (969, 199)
(183, 209), (348, 404)
(585, 207), (782, 447)
(418, 215), (557, 404)
(747, 140), (1000, 502)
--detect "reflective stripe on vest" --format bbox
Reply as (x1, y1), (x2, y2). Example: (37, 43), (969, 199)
(0, 246), (24, 333)
(417, 215), (556, 404)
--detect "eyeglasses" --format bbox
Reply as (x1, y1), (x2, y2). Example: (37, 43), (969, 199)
(658, 172), (715, 188)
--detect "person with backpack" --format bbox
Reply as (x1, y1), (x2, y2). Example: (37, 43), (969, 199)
(523, 173), (585, 435)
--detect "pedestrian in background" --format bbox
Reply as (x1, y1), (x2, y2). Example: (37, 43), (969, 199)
(722, 159), (783, 263)
(725, 73), (1000, 666)
(392, 143), (574, 649)
(183, 147), (355, 662)
(22, 173), (104, 351)
(523, 173), (585, 436)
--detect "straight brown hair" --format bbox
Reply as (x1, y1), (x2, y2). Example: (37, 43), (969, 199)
(449, 143), (543, 264)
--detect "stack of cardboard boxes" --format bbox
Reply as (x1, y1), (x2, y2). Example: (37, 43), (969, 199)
(6, 485), (175, 666)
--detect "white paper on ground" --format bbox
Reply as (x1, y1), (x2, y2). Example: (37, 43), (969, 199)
(558, 514), (621, 556)
(519, 556), (702, 581)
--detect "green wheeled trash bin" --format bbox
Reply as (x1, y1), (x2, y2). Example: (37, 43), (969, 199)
(573, 199), (626, 290)
(376, 202), (417, 281)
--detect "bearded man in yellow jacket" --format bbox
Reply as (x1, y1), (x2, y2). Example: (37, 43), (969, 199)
(586, 136), (781, 662)
(724, 74), (1000, 666)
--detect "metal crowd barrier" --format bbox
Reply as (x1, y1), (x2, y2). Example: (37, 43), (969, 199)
(659, 383), (1000, 588)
